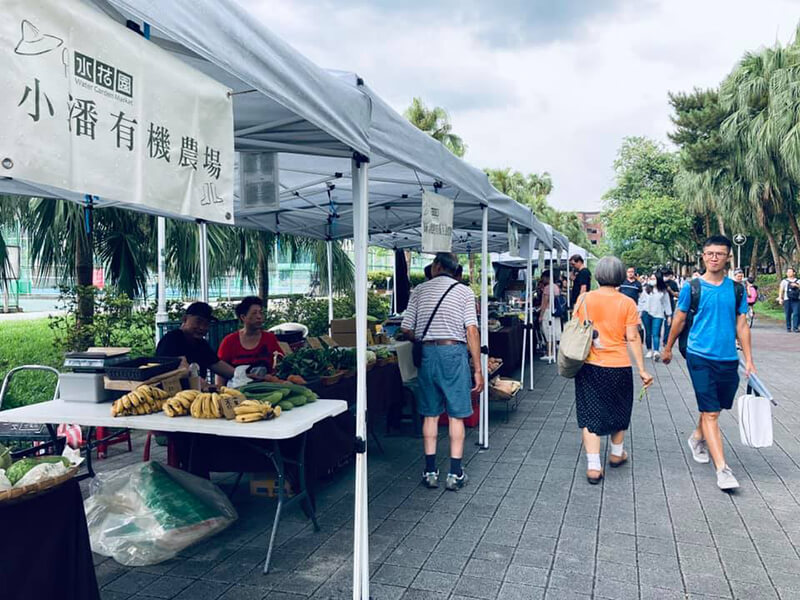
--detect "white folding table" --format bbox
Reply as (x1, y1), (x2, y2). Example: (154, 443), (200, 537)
(0, 399), (348, 573)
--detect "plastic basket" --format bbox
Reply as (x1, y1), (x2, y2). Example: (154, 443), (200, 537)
(106, 357), (181, 381)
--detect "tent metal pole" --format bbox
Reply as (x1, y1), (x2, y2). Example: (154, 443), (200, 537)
(327, 240), (334, 335)
(548, 248), (556, 363)
(351, 156), (370, 600)
(391, 253), (397, 315)
(198, 221), (209, 303)
(520, 246), (530, 387)
(525, 252), (532, 390)
(155, 216), (167, 346)
(480, 206), (489, 450)
(528, 246), (535, 391)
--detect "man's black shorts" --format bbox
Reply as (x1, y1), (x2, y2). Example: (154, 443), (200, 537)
(686, 353), (740, 413)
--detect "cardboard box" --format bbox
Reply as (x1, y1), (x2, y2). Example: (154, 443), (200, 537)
(329, 319), (374, 347)
(250, 473), (294, 498)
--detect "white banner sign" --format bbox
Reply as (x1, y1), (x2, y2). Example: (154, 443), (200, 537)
(0, 0), (234, 224)
(507, 222), (519, 257)
(421, 191), (453, 253)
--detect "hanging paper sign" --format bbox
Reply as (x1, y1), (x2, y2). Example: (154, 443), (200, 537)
(0, 0), (234, 224)
(421, 191), (453, 253)
(507, 222), (519, 257)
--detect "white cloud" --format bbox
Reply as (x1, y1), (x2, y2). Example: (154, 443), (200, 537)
(241, 0), (800, 211)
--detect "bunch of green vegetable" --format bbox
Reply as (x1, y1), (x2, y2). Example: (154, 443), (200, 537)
(275, 348), (336, 380)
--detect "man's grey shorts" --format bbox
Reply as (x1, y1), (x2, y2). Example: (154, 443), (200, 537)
(417, 343), (473, 418)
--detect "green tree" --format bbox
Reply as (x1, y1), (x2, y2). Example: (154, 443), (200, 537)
(404, 97), (467, 157)
(603, 137), (679, 209)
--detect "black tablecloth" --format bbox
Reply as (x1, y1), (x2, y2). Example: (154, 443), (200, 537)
(0, 479), (100, 600)
(489, 322), (523, 376)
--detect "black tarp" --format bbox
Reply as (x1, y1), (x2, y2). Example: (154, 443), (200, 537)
(394, 249), (411, 313)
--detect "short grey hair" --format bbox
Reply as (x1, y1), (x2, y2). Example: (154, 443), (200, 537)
(595, 256), (625, 287)
(433, 252), (459, 276)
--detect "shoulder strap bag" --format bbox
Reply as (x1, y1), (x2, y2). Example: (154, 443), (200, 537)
(412, 281), (461, 367)
(557, 293), (594, 379)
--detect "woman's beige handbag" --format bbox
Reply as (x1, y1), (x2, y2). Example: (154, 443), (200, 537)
(557, 294), (593, 378)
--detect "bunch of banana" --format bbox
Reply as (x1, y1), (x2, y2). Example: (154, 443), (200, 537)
(218, 386), (246, 399)
(110, 385), (170, 417)
(190, 392), (226, 419)
(162, 389), (200, 417)
(234, 400), (282, 423)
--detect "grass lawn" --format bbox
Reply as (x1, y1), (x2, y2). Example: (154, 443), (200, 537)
(753, 301), (785, 322)
(0, 318), (62, 409)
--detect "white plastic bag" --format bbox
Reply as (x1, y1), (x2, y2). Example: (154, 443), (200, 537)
(737, 394), (773, 448)
(84, 461), (237, 566)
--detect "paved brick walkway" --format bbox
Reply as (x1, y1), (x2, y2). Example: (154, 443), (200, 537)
(92, 317), (800, 600)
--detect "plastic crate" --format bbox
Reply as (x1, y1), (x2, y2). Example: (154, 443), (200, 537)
(106, 356), (181, 381)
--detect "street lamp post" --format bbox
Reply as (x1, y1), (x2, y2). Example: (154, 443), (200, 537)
(733, 233), (747, 271)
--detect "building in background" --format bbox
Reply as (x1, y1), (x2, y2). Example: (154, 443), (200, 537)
(576, 211), (604, 246)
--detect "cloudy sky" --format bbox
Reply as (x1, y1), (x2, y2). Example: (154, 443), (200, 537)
(243, 0), (799, 211)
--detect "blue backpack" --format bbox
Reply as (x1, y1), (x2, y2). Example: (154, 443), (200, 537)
(552, 294), (568, 319)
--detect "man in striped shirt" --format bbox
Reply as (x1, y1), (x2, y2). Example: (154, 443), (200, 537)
(401, 252), (484, 491)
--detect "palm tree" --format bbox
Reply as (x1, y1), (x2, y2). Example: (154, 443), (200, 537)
(404, 97), (467, 157)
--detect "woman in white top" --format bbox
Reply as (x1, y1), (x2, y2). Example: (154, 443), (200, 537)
(639, 270), (672, 360)
(538, 269), (562, 360)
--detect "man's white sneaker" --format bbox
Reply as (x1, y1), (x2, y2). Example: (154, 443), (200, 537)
(687, 436), (710, 464)
(717, 466), (740, 491)
(645, 350), (653, 358)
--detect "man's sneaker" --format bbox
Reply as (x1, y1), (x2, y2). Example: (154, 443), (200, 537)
(645, 350), (653, 358)
(422, 471), (439, 489)
(653, 351), (661, 362)
(445, 471), (468, 491)
(687, 436), (710, 464)
(717, 466), (740, 491)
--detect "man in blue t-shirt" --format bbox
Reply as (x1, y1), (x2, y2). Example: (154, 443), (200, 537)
(663, 236), (756, 492)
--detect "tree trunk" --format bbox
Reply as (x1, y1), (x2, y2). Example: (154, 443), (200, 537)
(755, 200), (782, 278)
(468, 253), (476, 284)
(704, 214), (712, 238)
(74, 229), (94, 351)
(716, 213), (726, 237)
(257, 244), (269, 306)
(787, 210), (800, 266)
(749, 238), (759, 276)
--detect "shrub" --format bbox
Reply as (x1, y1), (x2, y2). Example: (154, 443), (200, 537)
(367, 271), (393, 290)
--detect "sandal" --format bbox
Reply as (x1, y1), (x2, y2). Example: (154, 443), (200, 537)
(609, 451), (629, 468)
(586, 469), (604, 485)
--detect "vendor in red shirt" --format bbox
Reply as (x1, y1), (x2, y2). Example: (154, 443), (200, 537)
(215, 296), (283, 385)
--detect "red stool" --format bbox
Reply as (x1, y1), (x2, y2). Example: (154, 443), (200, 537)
(95, 427), (132, 458)
(142, 432), (179, 467)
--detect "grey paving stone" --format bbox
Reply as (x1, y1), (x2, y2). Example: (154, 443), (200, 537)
(547, 570), (593, 595)
(728, 579), (779, 600)
(408, 570), (458, 594)
(172, 580), (231, 600)
(384, 547), (431, 569)
(104, 571), (161, 594)
(372, 564), (419, 587)
(496, 582), (545, 599)
(452, 575), (502, 599)
(217, 584), (271, 600)
(683, 572), (733, 597)
(138, 575), (194, 599)
(101, 592), (131, 600)
(542, 589), (591, 600)
(594, 574), (639, 600)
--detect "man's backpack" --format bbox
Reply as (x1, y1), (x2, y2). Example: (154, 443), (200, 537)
(678, 279), (745, 358)
(787, 279), (800, 301)
(552, 294), (568, 319)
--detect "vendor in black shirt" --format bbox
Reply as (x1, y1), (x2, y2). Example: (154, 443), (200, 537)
(156, 302), (235, 381)
(619, 267), (643, 303)
(569, 254), (592, 307)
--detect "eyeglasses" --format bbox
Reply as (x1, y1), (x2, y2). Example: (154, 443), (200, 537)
(703, 251), (729, 259)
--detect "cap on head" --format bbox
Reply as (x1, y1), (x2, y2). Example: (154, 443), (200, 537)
(185, 302), (217, 322)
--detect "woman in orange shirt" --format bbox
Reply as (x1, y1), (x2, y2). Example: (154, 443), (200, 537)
(573, 256), (653, 484)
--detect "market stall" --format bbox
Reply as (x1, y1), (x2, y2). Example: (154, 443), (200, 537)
(0, 2), (545, 598)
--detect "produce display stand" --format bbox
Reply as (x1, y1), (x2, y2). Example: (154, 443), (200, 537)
(0, 399), (347, 573)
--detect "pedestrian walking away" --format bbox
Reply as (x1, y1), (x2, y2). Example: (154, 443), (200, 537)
(401, 252), (484, 491)
(663, 235), (756, 491)
(569, 254), (592, 309)
(778, 267), (800, 332)
(662, 268), (680, 344)
(538, 269), (563, 360)
(572, 256), (653, 485)
(640, 270), (672, 361)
